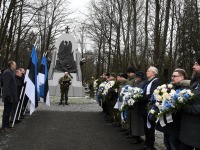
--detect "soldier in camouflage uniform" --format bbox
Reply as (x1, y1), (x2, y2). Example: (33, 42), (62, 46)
(89, 76), (95, 99)
(113, 73), (128, 127)
(59, 72), (72, 105)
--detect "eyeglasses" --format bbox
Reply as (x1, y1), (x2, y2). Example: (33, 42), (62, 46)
(171, 75), (180, 78)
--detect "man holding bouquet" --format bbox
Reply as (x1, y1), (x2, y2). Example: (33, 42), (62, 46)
(180, 58), (200, 150)
(139, 66), (160, 150)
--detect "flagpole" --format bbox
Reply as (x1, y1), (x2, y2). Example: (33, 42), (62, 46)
(17, 84), (27, 120)
(12, 86), (25, 127)
(23, 103), (28, 116)
(24, 43), (39, 115)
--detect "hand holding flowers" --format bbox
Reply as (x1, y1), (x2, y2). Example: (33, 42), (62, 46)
(119, 85), (144, 111)
(148, 83), (194, 123)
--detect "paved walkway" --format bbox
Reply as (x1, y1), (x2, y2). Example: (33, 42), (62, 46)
(0, 97), (165, 150)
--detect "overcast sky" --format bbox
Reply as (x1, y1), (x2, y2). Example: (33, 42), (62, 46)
(68, 0), (90, 19)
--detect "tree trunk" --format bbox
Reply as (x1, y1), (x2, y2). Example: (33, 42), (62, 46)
(159, 0), (171, 69)
(15, 0), (24, 64)
(153, 0), (160, 67)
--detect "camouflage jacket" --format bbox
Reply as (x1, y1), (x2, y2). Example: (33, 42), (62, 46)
(59, 76), (71, 89)
(126, 76), (136, 86)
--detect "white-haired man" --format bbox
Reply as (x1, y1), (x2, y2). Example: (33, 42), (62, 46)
(138, 66), (160, 150)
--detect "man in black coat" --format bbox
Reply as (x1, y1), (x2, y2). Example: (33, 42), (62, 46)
(180, 58), (200, 150)
(10, 69), (23, 123)
(139, 66), (160, 150)
(1, 61), (17, 132)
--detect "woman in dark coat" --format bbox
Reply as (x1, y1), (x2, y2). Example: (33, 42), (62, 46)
(130, 71), (147, 144)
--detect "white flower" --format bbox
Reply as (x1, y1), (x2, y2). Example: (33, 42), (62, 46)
(154, 89), (159, 94)
(168, 84), (173, 89)
(178, 97), (184, 103)
(128, 99), (135, 106)
(157, 86), (162, 90)
(155, 102), (160, 107)
(93, 80), (98, 89)
(161, 84), (167, 88)
(128, 86), (133, 92)
(180, 89), (187, 94)
(150, 109), (156, 114)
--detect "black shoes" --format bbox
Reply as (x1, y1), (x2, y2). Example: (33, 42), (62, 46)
(130, 139), (142, 144)
(0, 127), (12, 132)
(138, 146), (156, 150)
(123, 132), (130, 135)
(59, 102), (69, 105)
(118, 128), (127, 132)
(126, 135), (134, 139)
(15, 120), (21, 124)
(10, 120), (21, 124)
(112, 123), (121, 128)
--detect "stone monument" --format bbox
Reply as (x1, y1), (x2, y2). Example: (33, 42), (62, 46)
(48, 26), (85, 97)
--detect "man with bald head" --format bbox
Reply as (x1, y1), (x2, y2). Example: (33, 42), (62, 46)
(58, 72), (72, 105)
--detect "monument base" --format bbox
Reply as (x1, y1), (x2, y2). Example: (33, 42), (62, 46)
(49, 72), (85, 97)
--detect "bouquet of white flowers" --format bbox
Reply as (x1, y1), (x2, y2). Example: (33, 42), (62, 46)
(102, 80), (115, 96)
(148, 84), (194, 127)
(119, 85), (143, 111)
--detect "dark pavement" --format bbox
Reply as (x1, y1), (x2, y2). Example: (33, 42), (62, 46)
(0, 110), (143, 150)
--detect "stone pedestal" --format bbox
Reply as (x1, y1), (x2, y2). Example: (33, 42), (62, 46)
(49, 72), (85, 97)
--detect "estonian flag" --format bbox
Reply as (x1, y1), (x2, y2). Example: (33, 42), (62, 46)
(24, 46), (39, 115)
(38, 56), (50, 106)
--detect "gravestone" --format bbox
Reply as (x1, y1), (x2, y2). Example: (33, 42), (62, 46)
(48, 28), (85, 97)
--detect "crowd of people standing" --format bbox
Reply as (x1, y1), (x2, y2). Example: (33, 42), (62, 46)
(94, 59), (200, 150)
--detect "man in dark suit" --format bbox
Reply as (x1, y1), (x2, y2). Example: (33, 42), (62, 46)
(1, 61), (17, 132)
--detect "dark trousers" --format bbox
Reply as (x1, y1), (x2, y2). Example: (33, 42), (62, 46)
(11, 101), (18, 121)
(164, 134), (181, 150)
(180, 142), (200, 150)
(60, 88), (69, 102)
(102, 101), (108, 115)
(89, 89), (94, 98)
(143, 115), (155, 148)
(2, 100), (12, 128)
(127, 109), (131, 135)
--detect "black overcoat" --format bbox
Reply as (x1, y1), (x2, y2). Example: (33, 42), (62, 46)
(179, 76), (200, 148)
(2, 68), (18, 102)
